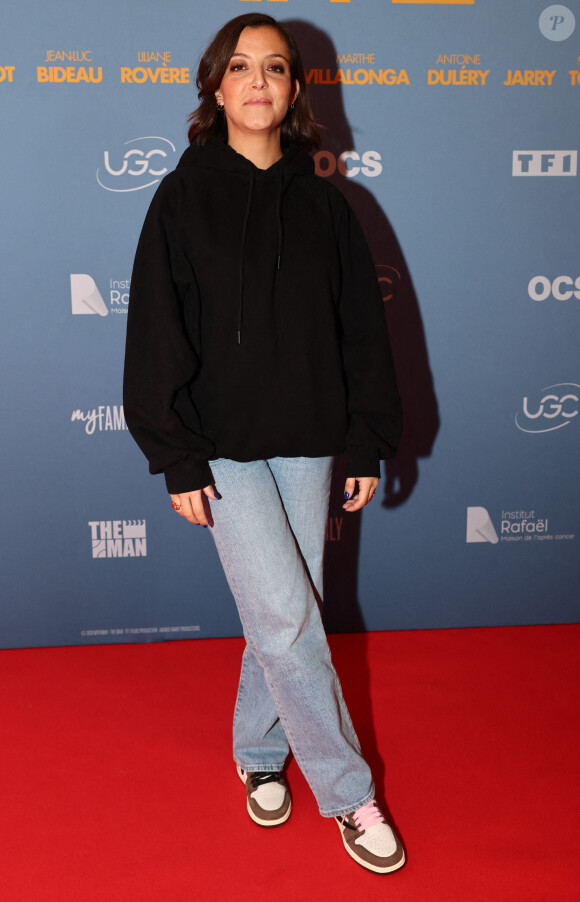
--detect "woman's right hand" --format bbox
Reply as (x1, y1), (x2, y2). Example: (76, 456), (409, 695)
(169, 485), (219, 526)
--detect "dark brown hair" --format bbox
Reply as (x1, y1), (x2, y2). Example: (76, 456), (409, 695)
(187, 13), (320, 151)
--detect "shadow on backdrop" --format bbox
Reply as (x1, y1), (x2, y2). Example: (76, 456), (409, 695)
(285, 20), (439, 635)
(284, 20), (438, 822)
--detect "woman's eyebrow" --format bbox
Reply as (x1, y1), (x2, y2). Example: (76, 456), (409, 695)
(230, 52), (289, 62)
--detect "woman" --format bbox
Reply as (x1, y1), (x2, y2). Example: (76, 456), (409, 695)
(123, 13), (404, 875)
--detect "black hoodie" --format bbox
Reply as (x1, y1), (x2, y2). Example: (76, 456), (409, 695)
(123, 138), (402, 493)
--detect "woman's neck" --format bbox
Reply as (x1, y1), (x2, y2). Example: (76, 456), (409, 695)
(227, 131), (283, 170)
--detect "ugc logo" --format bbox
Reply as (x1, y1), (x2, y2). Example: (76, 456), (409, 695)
(516, 383), (579, 433)
(97, 136), (176, 192)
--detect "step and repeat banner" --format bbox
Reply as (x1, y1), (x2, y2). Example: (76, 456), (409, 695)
(1, 0), (578, 649)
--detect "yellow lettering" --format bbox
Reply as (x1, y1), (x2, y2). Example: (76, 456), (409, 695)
(0, 65), (15, 82)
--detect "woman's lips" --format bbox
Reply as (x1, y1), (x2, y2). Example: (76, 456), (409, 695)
(244, 98), (272, 105)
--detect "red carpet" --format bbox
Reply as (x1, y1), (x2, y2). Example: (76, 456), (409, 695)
(2, 625), (578, 901)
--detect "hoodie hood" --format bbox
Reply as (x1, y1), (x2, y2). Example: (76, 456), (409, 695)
(177, 140), (314, 343)
(177, 136), (314, 178)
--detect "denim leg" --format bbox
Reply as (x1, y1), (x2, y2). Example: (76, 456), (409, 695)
(209, 457), (374, 817)
(231, 456), (330, 772)
(232, 644), (290, 771)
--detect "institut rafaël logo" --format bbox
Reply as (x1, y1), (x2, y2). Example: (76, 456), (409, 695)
(539, 6), (576, 41)
(512, 151), (577, 176)
(528, 276), (580, 302)
(96, 136), (176, 192)
(466, 506), (575, 545)
(72, 406), (126, 434)
(515, 384), (579, 433)
(71, 274), (130, 316)
(89, 520), (147, 558)
(70, 274), (108, 315)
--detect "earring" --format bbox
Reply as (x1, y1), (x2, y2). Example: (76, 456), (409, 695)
(216, 99), (224, 111)
(288, 101), (295, 111)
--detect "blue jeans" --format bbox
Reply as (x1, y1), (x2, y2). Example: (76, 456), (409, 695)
(209, 456), (374, 817)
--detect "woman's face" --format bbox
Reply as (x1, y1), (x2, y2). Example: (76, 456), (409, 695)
(216, 27), (299, 143)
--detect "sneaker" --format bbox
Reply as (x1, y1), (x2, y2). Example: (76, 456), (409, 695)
(236, 765), (292, 827)
(335, 799), (405, 874)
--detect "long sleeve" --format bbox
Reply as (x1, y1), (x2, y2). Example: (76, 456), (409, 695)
(336, 199), (403, 477)
(123, 178), (215, 493)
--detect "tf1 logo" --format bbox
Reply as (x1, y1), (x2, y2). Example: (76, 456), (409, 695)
(512, 150), (577, 176)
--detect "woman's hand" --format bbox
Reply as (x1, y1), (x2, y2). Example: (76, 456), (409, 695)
(342, 477), (379, 512)
(169, 485), (219, 526)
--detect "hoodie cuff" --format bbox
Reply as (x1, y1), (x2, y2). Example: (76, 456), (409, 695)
(345, 447), (381, 479)
(163, 457), (214, 494)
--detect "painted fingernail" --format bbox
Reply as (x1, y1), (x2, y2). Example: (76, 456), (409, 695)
(202, 525), (208, 529)
(344, 492), (350, 499)
(213, 492), (221, 500)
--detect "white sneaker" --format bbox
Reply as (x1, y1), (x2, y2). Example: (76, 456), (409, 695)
(335, 799), (405, 874)
(236, 765), (292, 827)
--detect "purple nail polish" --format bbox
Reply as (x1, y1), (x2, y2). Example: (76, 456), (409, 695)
(344, 492), (350, 500)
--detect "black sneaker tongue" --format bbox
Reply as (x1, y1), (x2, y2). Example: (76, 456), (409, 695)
(250, 772), (280, 788)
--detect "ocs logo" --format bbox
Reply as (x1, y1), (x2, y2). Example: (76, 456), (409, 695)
(516, 383), (580, 433)
(97, 136), (176, 192)
(375, 265), (401, 302)
(314, 150), (382, 178)
(528, 276), (580, 302)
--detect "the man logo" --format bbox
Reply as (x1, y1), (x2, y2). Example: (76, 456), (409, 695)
(466, 507), (499, 544)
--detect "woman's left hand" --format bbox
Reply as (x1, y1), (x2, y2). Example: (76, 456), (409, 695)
(342, 476), (379, 512)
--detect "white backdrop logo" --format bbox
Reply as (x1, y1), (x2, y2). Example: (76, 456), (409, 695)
(72, 406), (126, 434)
(71, 274), (130, 316)
(528, 276), (580, 302)
(516, 383), (579, 433)
(313, 150), (382, 178)
(70, 274), (108, 315)
(96, 136), (176, 192)
(539, 6), (576, 41)
(466, 507), (499, 544)
(89, 520), (147, 558)
(467, 507), (574, 544)
(512, 151), (577, 176)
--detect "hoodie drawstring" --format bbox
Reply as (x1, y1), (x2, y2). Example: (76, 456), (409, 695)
(276, 167), (284, 272)
(238, 169), (255, 345)
(237, 165), (287, 344)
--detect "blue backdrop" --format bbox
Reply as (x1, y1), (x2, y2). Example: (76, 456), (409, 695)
(1, 0), (578, 649)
